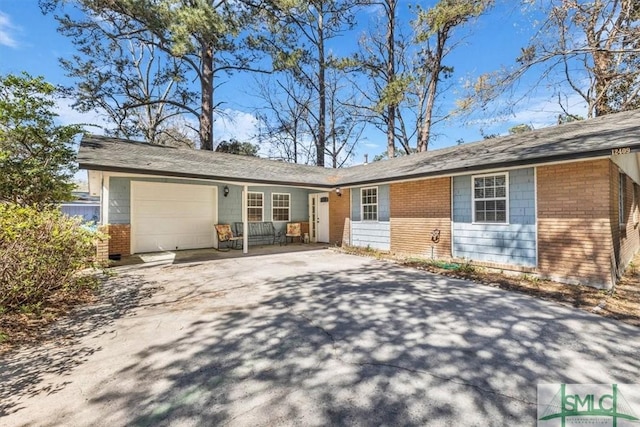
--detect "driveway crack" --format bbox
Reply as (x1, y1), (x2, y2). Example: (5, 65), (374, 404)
(297, 312), (336, 344)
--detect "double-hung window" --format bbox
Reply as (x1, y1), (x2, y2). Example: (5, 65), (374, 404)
(247, 192), (264, 222)
(361, 187), (378, 221)
(473, 173), (508, 223)
(272, 193), (291, 222)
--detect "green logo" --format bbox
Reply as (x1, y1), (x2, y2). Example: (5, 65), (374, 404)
(538, 384), (640, 426)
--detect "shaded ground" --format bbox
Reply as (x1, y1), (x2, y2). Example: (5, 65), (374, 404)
(400, 261), (640, 327)
(342, 247), (640, 327)
(1, 250), (639, 426)
(0, 243), (327, 352)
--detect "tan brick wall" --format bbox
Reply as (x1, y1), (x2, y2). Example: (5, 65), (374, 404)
(330, 189), (350, 246)
(611, 167), (640, 277)
(95, 225), (109, 262)
(107, 224), (131, 256)
(537, 160), (614, 287)
(389, 177), (451, 259)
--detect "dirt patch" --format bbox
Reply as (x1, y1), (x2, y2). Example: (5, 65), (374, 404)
(339, 247), (640, 327)
(0, 287), (97, 354)
(0, 273), (159, 355)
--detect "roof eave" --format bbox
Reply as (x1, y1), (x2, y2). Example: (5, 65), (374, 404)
(336, 147), (629, 187)
(78, 163), (336, 189)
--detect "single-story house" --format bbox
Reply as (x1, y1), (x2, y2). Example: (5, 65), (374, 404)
(78, 108), (640, 289)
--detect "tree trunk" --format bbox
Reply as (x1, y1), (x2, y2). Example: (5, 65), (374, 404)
(317, 9), (326, 167)
(386, 0), (396, 159)
(293, 119), (298, 163)
(418, 30), (445, 152)
(200, 41), (214, 150)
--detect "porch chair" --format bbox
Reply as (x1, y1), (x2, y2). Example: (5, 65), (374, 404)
(215, 224), (242, 250)
(285, 222), (302, 245)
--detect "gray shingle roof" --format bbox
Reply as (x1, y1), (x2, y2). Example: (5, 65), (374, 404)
(339, 108), (640, 186)
(78, 135), (341, 187)
(77, 108), (640, 188)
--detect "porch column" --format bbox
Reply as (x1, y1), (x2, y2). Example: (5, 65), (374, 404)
(243, 185), (248, 254)
(101, 174), (109, 225)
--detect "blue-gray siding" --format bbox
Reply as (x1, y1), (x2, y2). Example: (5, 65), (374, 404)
(108, 177), (312, 235)
(452, 168), (537, 266)
(217, 183), (242, 225)
(350, 184), (391, 250)
(60, 204), (100, 222)
(350, 184), (390, 221)
(109, 177), (131, 224)
(245, 186), (312, 235)
(351, 222), (391, 251)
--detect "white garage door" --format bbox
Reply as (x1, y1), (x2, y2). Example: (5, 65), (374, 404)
(131, 181), (217, 253)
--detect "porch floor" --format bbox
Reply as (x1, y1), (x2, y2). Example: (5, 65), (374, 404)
(110, 243), (331, 269)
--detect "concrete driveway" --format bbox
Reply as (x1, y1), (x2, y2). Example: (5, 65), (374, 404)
(1, 250), (639, 426)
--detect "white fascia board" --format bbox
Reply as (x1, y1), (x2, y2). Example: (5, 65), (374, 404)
(98, 170), (329, 191)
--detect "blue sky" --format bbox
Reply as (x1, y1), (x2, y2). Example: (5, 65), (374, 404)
(0, 0), (588, 163)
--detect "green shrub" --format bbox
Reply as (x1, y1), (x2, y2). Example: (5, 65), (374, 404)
(0, 204), (103, 314)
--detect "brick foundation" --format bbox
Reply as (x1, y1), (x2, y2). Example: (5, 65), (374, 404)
(389, 177), (451, 259)
(330, 189), (351, 246)
(107, 224), (131, 256)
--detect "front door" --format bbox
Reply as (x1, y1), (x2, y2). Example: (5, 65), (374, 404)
(309, 193), (330, 243)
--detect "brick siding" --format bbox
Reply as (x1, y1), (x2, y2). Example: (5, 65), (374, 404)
(329, 189), (350, 246)
(107, 224), (131, 256)
(389, 177), (451, 259)
(537, 160), (614, 288)
(95, 225), (109, 262)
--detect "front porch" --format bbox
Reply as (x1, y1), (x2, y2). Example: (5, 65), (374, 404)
(95, 173), (337, 259)
(110, 242), (330, 269)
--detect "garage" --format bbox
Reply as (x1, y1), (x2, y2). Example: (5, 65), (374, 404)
(131, 181), (217, 253)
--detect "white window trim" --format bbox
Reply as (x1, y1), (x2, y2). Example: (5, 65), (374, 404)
(247, 191), (264, 222)
(360, 186), (378, 222)
(471, 172), (510, 225)
(271, 192), (291, 222)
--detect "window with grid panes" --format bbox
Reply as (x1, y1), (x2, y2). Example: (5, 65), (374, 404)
(272, 193), (290, 221)
(361, 187), (378, 221)
(247, 192), (263, 222)
(473, 174), (508, 223)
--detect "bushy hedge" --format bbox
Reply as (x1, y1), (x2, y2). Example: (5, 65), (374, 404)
(0, 204), (103, 314)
